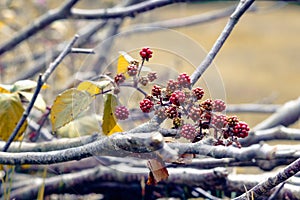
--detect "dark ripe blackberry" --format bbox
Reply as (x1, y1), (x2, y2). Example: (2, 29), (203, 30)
(180, 124), (197, 140)
(139, 76), (149, 86)
(114, 73), (126, 85)
(192, 87), (204, 100)
(147, 72), (157, 82)
(115, 106), (129, 120)
(166, 79), (178, 93)
(127, 64), (138, 76)
(151, 85), (161, 97)
(139, 99), (154, 113)
(232, 121), (250, 138)
(227, 116), (239, 127)
(213, 99), (226, 112)
(211, 114), (227, 129)
(140, 47), (153, 61)
(165, 105), (178, 119)
(201, 99), (213, 111)
(177, 73), (191, 88)
(188, 106), (202, 122)
(173, 117), (183, 128)
(169, 90), (185, 106)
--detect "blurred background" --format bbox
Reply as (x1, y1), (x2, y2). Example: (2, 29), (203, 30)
(0, 0), (299, 128)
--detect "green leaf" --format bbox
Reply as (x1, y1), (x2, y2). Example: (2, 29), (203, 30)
(0, 93), (27, 141)
(102, 94), (123, 136)
(57, 114), (101, 138)
(18, 91), (47, 112)
(12, 80), (38, 92)
(50, 88), (93, 131)
(77, 80), (111, 96)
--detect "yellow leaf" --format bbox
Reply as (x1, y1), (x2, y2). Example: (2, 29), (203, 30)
(0, 93), (27, 141)
(0, 84), (11, 93)
(102, 94), (123, 136)
(108, 124), (123, 136)
(18, 91), (46, 112)
(50, 88), (93, 131)
(77, 80), (111, 96)
(117, 51), (138, 77)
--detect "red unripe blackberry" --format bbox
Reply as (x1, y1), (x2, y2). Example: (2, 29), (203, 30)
(169, 90), (185, 106)
(232, 121), (250, 138)
(114, 106), (129, 120)
(227, 116), (239, 127)
(165, 105), (178, 119)
(139, 99), (154, 113)
(151, 85), (161, 97)
(211, 114), (227, 129)
(139, 76), (149, 86)
(139, 47), (153, 61)
(188, 106), (202, 122)
(201, 99), (213, 111)
(192, 87), (204, 100)
(127, 64), (138, 76)
(114, 73), (125, 85)
(147, 72), (157, 82)
(213, 99), (226, 112)
(166, 79), (178, 93)
(177, 73), (191, 88)
(180, 124), (197, 140)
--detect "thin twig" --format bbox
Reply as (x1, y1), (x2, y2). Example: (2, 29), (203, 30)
(190, 0), (255, 86)
(71, 48), (95, 54)
(2, 35), (80, 152)
(0, 0), (80, 56)
(70, 0), (198, 19)
(234, 158), (300, 200)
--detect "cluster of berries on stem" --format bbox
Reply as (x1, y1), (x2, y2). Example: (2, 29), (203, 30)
(112, 47), (250, 147)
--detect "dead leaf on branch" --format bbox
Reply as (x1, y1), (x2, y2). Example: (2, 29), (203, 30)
(0, 93), (27, 141)
(50, 88), (93, 132)
(102, 93), (123, 136)
(146, 159), (169, 185)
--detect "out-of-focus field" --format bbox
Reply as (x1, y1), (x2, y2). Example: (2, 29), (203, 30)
(0, 1), (299, 130)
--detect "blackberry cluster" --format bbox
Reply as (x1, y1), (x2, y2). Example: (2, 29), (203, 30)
(140, 47), (153, 61)
(127, 63), (138, 76)
(139, 99), (154, 113)
(110, 47), (249, 147)
(114, 106), (129, 120)
(114, 73), (125, 85)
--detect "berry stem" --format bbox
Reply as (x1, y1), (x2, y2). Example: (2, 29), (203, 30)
(137, 58), (145, 77)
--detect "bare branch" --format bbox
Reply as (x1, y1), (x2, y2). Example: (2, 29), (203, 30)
(240, 125), (300, 146)
(0, 0), (80, 56)
(253, 97), (300, 131)
(70, 0), (196, 20)
(190, 0), (255, 86)
(226, 104), (280, 113)
(234, 158), (300, 200)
